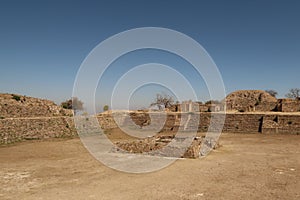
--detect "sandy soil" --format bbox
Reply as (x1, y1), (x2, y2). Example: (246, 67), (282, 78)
(0, 131), (299, 200)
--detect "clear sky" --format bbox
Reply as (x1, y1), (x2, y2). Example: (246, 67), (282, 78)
(0, 0), (299, 111)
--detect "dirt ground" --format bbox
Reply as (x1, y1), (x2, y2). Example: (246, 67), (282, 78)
(0, 131), (299, 200)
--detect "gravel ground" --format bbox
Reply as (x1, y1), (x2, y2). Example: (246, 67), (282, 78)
(0, 131), (299, 200)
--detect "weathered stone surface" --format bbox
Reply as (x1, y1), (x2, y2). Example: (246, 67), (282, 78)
(0, 117), (76, 144)
(276, 98), (300, 112)
(97, 112), (300, 135)
(0, 93), (75, 144)
(226, 90), (277, 112)
(0, 93), (72, 118)
(112, 135), (206, 158)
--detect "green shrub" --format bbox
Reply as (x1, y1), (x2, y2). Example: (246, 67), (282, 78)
(103, 105), (109, 112)
(12, 94), (21, 101)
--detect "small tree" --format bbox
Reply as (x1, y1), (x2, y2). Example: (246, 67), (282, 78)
(285, 88), (300, 99)
(150, 92), (174, 110)
(61, 97), (83, 114)
(205, 100), (221, 105)
(103, 105), (109, 112)
(265, 90), (278, 97)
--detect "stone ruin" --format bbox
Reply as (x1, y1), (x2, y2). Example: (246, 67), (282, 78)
(276, 98), (300, 112)
(111, 135), (219, 159)
(1, 91), (300, 156)
(169, 90), (300, 113)
(0, 93), (72, 118)
(225, 90), (278, 112)
(226, 90), (300, 112)
(0, 93), (75, 144)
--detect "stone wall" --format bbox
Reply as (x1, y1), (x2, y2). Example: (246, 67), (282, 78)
(1, 111), (300, 145)
(97, 112), (300, 135)
(0, 117), (76, 144)
(262, 114), (300, 134)
(276, 99), (300, 112)
(0, 93), (77, 144)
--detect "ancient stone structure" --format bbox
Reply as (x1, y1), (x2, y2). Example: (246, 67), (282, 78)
(0, 93), (75, 144)
(1, 92), (300, 145)
(98, 112), (300, 135)
(181, 100), (200, 112)
(276, 98), (300, 112)
(112, 135), (207, 159)
(225, 90), (278, 112)
(0, 117), (76, 144)
(170, 90), (299, 113)
(171, 101), (224, 113)
(0, 93), (72, 118)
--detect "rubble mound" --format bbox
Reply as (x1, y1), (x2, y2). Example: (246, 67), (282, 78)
(0, 93), (72, 118)
(226, 90), (277, 112)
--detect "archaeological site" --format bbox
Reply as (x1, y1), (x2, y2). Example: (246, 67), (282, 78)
(1, 90), (299, 153)
(1, 90), (300, 199)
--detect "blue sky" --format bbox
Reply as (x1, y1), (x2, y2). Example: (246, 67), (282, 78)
(0, 0), (299, 111)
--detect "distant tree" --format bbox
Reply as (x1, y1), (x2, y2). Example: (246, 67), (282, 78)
(265, 90), (278, 97)
(61, 99), (72, 109)
(205, 100), (220, 105)
(61, 97), (83, 114)
(150, 92), (174, 110)
(285, 88), (300, 99)
(103, 105), (109, 112)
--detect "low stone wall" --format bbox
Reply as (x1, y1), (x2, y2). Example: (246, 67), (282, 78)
(97, 112), (300, 135)
(1, 112), (300, 144)
(262, 114), (300, 134)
